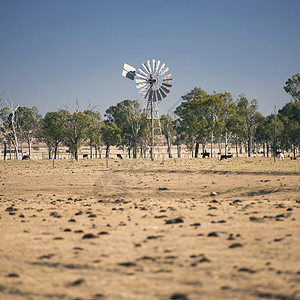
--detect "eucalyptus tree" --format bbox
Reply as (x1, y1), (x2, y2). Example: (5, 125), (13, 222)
(160, 114), (176, 158)
(84, 110), (103, 158)
(16, 106), (41, 157)
(63, 111), (94, 161)
(284, 73), (300, 101)
(218, 92), (237, 156)
(256, 114), (283, 157)
(105, 100), (142, 158)
(137, 112), (151, 158)
(41, 109), (70, 159)
(175, 87), (209, 157)
(235, 95), (261, 157)
(101, 122), (122, 158)
(175, 98), (203, 157)
(278, 100), (300, 156)
(0, 98), (20, 160)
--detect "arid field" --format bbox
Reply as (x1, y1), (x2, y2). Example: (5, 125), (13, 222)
(0, 157), (299, 300)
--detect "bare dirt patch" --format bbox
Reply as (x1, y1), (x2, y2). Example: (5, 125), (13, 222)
(0, 158), (300, 299)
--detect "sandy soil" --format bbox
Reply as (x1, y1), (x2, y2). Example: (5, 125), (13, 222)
(0, 157), (300, 300)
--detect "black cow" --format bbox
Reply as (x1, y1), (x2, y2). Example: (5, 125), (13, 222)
(117, 154), (123, 159)
(220, 154), (233, 160)
(201, 152), (210, 158)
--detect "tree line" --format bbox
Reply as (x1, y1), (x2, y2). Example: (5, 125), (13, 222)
(0, 74), (299, 160)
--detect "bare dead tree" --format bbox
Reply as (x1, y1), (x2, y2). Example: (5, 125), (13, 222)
(1, 97), (20, 160)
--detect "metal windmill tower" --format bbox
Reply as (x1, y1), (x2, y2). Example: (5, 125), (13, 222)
(122, 59), (173, 159)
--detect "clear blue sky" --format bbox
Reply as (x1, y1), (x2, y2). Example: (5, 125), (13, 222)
(1, 0), (299, 117)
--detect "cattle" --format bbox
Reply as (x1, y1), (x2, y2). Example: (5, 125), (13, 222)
(22, 154), (30, 160)
(201, 152), (210, 158)
(290, 156), (297, 160)
(279, 153), (284, 160)
(117, 154), (123, 159)
(220, 154), (233, 160)
(82, 154), (88, 159)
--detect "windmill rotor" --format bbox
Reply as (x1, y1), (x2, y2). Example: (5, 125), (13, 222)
(122, 59), (172, 100)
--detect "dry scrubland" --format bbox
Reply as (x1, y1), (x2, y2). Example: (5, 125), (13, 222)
(0, 157), (300, 300)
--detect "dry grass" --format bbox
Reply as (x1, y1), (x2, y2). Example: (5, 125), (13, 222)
(0, 157), (299, 299)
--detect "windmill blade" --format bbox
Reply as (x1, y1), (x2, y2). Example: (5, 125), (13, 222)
(136, 78), (148, 84)
(162, 72), (172, 80)
(142, 63), (150, 74)
(156, 89), (163, 101)
(143, 87), (151, 99)
(147, 60), (152, 73)
(160, 85), (170, 94)
(122, 69), (135, 80)
(160, 67), (169, 77)
(138, 85), (150, 97)
(158, 62), (166, 74)
(136, 72), (147, 80)
(159, 88), (167, 98)
(152, 59), (156, 74)
(155, 60), (161, 73)
(162, 78), (173, 82)
(137, 82), (149, 89)
(136, 84), (148, 91)
(162, 82), (172, 88)
(137, 68), (148, 77)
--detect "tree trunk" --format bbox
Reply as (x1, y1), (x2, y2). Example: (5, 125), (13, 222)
(14, 143), (19, 160)
(210, 131), (213, 158)
(263, 142), (266, 157)
(128, 147), (131, 159)
(235, 139), (238, 157)
(266, 142), (269, 157)
(90, 141), (93, 159)
(99, 145), (102, 159)
(4, 141), (7, 160)
(166, 135), (172, 158)
(177, 144), (181, 158)
(133, 135), (138, 159)
(48, 149), (52, 159)
(195, 142), (199, 158)
(75, 150), (78, 161)
(202, 143), (206, 154)
(225, 132), (228, 156)
(106, 145), (110, 158)
(54, 142), (59, 159)
(247, 138), (251, 157)
(28, 138), (32, 157)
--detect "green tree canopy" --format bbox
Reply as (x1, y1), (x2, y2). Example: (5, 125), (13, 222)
(284, 73), (300, 101)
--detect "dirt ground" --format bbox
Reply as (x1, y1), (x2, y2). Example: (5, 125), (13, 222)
(0, 157), (299, 300)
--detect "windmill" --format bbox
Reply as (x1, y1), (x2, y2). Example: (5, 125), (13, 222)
(122, 59), (173, 159)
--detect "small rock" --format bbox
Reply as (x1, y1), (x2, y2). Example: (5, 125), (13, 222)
(7, 273), (19, 278)
(66, 278), (84, 287)
(82, 233), (98, 239)
(170, 293), (188, 300)
(165, 217), (184, 224)
(229, 243), (243, 249)
(207, 232), (218, 237)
